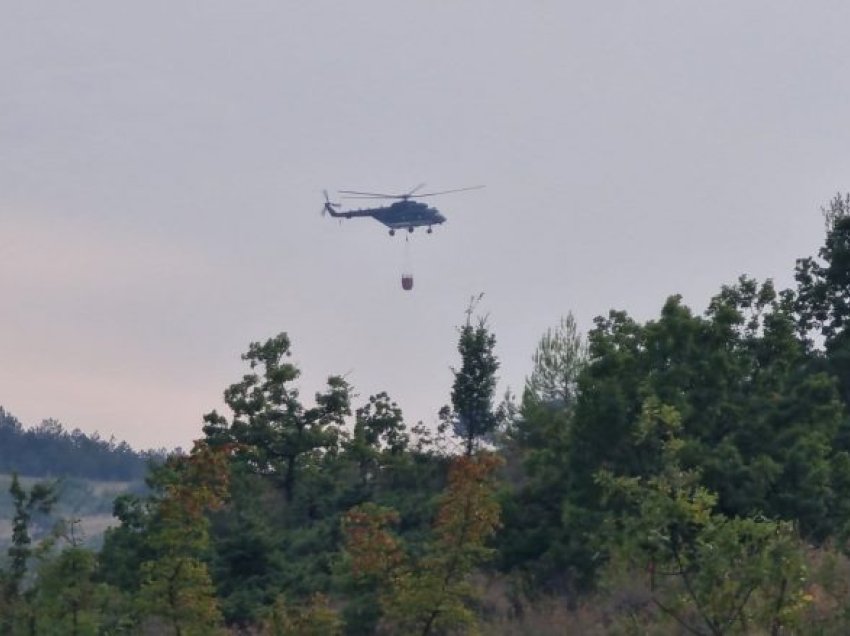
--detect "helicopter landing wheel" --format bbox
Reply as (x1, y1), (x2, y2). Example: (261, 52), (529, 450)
(427, 227), (433, 234)
(389, 229), (395, 236)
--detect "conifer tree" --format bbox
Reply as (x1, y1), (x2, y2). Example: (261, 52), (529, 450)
(442, 306), (500, 456)
(526, 312), (586, 410)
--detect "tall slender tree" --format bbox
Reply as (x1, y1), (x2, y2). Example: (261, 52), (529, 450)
(796, 193), (850, 407)
(443, 306), (500, 456)
(1, 474), (57, 634)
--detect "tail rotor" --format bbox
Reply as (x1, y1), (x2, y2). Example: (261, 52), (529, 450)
(321, 189), (341, 216)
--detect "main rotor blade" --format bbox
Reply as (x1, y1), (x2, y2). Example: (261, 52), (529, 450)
(406, 182), (427, 197)
(410, 185), (485, 198)
(340, 195), (397, 200)
(338, 190), (399, 198)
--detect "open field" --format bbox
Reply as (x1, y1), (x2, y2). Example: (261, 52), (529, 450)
(0, 473), (145, 547)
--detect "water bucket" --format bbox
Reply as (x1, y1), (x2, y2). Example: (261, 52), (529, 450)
(401, 274), (413, 291)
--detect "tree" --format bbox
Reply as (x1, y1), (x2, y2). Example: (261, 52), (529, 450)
(97, 488), (160, 595)
(597, 399), (810, 635)
(205, 464), (286, 625)
(343, 453), (503, 635)
(497, 316), (586, 592)
(442, 309), (500, 456)
(0, 410), (153, 481)
(526, 312), (586, 410)
(202, 332), (351, 502)
(796, 193), (850, 407)
(5, 475), (57, 593)
(1, 474), (57, 634)
(346, 392), (409, 489)
(259, 593), (342, 635)
(198, 333), (357, 622)
(32, 520), (114, 636)
(505, 281), (850, 592)
(136, 442), (230, 635)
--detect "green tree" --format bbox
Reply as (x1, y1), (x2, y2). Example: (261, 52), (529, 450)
(344, 453), (503, 635)
(442, 312), (500, 457)
(199, 333), (356, 622)
(496, 393), (576, 592)
(1, 474), (57, 634)
(346, 392), (409, 490)
(203, 332), (351, 502)
(597, 399), (810, 635)
(31, 520), (118, 636)
(525, 312), (586, 410)
(514, 280), (850, 591)
(259, 594), (343, 636)
(497, 315), (586, 592)
(136, 442), (229, 635)
(5, 474), (57, 597)
(205, 465), (285, 625)
(796, 193), (850, 408)
(97, 489), (159, 595)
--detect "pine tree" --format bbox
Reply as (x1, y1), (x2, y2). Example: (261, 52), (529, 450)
(442, 309), (500, 457)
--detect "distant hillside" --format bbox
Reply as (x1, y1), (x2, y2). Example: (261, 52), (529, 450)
(0, 473), (145, 549)
(0, 406), (165, 481)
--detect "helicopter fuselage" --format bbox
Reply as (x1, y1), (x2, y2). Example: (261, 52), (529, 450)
(326, 199), (446, 232)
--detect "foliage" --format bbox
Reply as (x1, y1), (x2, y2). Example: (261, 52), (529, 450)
(4, 474), (57, 596)
(796, 193), (850, 408)
(597, 399), (809, 635)
(347, 393), (409, 489)
(31, 522), (112, 636)
(7, 196), (850, 633)
(260, 594), (343, 636)
(546, 278), (850, 590)
(344, 453), (503, 635)
(525, 312), (586, 410)
(0, 475), (146, 553)
(441, 313), (500, 456)
(260, 593), (343, 635)
(0, 407), (163, 481)
(496, 314), (587, 592)
(0, 475), (58, 634)
(198, 336), (449, 627)
(202, 332), (351, 502)
(135, 441), (230, 634)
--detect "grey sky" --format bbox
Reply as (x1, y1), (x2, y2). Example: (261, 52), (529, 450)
(2, 2), (849, 449)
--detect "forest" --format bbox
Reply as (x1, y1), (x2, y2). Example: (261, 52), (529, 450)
(1, 194), (850, 634)
(0, 409), (164, 482)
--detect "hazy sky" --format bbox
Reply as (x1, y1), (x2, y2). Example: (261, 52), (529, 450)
(2, 2), (849, 449)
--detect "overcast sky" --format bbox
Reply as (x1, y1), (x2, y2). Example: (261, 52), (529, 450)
(2, 2), (849, 449)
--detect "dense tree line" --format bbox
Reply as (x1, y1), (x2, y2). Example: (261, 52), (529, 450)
(0, 410), (163, 481)
(1, 194), (850, 634)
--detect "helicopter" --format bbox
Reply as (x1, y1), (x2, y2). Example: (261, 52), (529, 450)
(322, 184), (483, 235)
